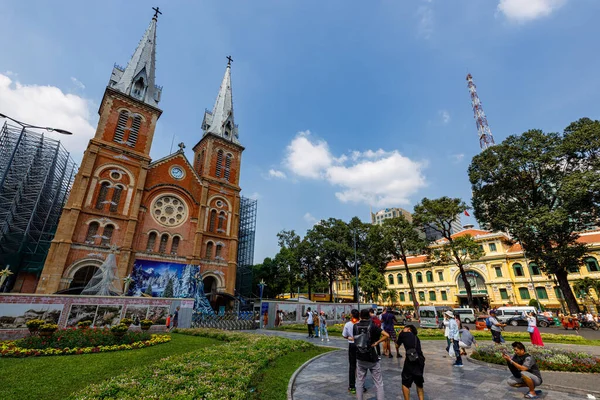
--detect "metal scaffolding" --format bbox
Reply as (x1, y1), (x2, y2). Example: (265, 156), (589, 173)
(236, 196), (257, 298)
(0, 122), (77, 288)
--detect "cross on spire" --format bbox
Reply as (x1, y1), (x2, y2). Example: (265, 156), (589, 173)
(152, 6), (162, 20)
(227, 55), (233, 66)
(177, 142), (186, 152)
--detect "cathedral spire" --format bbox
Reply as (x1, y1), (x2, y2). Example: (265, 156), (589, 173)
(202, 57), (240, 144)
(108, 9), (162, 107)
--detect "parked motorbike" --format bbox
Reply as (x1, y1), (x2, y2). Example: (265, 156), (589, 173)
(580, 319), (599, 331)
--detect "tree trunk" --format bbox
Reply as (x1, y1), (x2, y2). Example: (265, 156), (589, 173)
(329, 277), (334, 302)
(403, 259), (420, 317)
(457, 263), (474, 308)
(555, 269), (580, 314)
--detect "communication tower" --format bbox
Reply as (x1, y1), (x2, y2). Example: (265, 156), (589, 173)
(466, 73), (495, 150)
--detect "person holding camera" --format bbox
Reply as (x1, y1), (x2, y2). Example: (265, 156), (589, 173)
(502, 341), (543, 399)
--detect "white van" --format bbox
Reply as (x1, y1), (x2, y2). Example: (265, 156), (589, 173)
(454, 308), (476, 324)
(495, 306), (536, 323)
(419, 306), (453, 329)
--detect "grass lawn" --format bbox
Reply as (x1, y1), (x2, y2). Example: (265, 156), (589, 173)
(252, 346), (333, 400)
(0, 333), (220, 400)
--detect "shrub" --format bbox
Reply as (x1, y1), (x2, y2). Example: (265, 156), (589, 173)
(140, 319), (153, 327)
(77, 321), (92, 329)
(110, 324), (129, 334)
(26, 319), (46, 331)
(73, 329), (316, 399)
(120, 318), (133, 326)
(13, 327), (151, 350)
(472, 343), (600, 373)
(39, 323), (58, 333)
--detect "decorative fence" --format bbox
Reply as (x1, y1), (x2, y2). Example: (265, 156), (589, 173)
(191, 311), (257, 330)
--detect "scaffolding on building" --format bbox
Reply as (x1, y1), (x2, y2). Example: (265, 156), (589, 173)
(236, 196), (257, 299)
(0, 122), (77, 289)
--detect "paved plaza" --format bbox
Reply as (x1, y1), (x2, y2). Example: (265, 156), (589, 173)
(253, 330), (600, 400)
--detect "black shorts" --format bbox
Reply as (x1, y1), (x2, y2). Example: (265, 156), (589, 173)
(491, 330), (502, 343)
(402, 374), (424, 388)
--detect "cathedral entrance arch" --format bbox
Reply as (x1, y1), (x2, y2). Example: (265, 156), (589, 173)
(456, 270), (489, 310)
(202, 275), (231, 311)
(69, 265), (100, 293)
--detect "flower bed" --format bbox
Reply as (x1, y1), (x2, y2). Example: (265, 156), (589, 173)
(72, 329), (315, 399)
(276, 323), (344, 334)
(471, 343), (600, 373)
(1, 334), (171, 358)
(14, 327), (152, 350)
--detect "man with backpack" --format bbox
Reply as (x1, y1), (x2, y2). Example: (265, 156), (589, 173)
(342, 309), (361, 394)
(397, 324), (425, 400)
(353, 308), (389, 400)
(488, 310), (507, 345)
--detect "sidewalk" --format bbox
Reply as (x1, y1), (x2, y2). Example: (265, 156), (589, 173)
(252, 330), (600, 400)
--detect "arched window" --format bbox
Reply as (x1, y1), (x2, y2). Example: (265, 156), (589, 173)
(518, 287), (530, 300)
(216, 244), (223, 258)
(407, 273), (413, 283)
(158, 234), (169, 253)
(397, 273), (403, 284)
(426, 271), (433, 282)
(585, 257), (600, 272)
(127, 115), (142, 146)
(216, 150), (223, 177)
(535, 287), (548, 300)
(101, 224), (114, 246)
(205, 242), (213, 259)
(224, 154), (232, 181)
(209, 210), (217, 232)
(418, 291), (425, 301)
(114, 111), (129, 143)
(171, 236), (180, 255)
(416, 272), (423, 283)
(132, 77), (145, 98)
(85, 222), (99, 243)
(95, 182), (110, 209)
(429, 291), (436, 301)
(110, 185), (123, 212)
(399, 292), (405, 302)
(217, 211), (226, 232)
(388, 274), (394, 285)
(513, 263), (524, 277)
(146, 232), (157, 252)
(529, 263), (541, 276)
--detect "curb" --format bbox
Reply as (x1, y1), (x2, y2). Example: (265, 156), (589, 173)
(287, 349), (343, 400)
(466, 356), (600, 398)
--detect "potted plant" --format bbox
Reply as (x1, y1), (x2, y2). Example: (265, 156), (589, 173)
(77, 320), (92, 329)
(120, 317), (134, 327)
(38, 323), (58, 338)
(140, 319), (153, 331)
(110, 323), (129, 338)
(26, 319), (46, 334)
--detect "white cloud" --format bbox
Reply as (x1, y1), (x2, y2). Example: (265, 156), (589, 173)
(247, 192), (261, 200)
(497, 0), (567, 22)
(268, 169), (287, 179)
(439, 110), (451, 124)
(283, 131), (428, 207)
(417, 1), (434, 39)
(70, 76), (86, 90)
(0, 73), (95, 159)
(450, 153), (465, 164)
(285, 130), (332, 179)
(303, 212), (318, 225)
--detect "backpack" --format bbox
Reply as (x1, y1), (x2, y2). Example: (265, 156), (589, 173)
(485, 317), (492, 329)
(353, 321), (378, 362)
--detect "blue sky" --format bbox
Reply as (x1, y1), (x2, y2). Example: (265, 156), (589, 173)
(1, 0), (599, 264)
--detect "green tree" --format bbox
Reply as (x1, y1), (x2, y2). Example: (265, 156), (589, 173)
(358, 263), (387, 303)
(413, 197), (484, 308)
(276, 230), (304, 298)
(386, 289), (398, 306)
(469, 119), (600, 314)
(162, 278), (174, 298)
(573, 277), (600, 300)
(252, 256), (289, 299)
(382, 216), (428, 314)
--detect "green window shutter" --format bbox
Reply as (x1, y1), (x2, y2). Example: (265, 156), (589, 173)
(536, 287), (548, 300)
(499, 288), (508, 300)
(519, 287), (530, 300)
(441, 291), (448, 301)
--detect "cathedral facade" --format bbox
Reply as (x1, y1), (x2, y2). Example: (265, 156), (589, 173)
(35, 13), (244, 307)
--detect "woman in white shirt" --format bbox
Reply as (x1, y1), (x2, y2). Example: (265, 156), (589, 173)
(527, 312), (544, 347)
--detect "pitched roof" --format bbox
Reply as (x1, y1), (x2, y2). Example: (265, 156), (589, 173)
(387, 255), (428, 267)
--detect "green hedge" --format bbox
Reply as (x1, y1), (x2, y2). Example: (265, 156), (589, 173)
(71, 329), (315, 399)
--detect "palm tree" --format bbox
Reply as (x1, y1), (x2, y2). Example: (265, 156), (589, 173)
(573, 277), (600, 302)
(386, 289), (398, 307)
(380, 291), (390, 306)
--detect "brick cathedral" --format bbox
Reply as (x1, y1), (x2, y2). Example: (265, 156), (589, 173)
(34, 12), (244, 307)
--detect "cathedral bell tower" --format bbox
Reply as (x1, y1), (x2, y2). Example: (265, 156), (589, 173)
(37, 10), (164, 294)
(192, 57), (245, 296)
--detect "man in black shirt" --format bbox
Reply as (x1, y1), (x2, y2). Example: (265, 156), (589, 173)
(502, 341), (543, 399)
(353, 308), (389, 400)
(397, 324), (425, 400)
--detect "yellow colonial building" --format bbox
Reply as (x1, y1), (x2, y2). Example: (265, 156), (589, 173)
(336, 228), (600, 311)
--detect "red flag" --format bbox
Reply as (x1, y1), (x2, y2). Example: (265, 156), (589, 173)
(464, 210), (470, 217)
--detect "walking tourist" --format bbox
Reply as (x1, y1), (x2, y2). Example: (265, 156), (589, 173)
(527, 312), (544, 347)
(370, 308), (382, 357)
(314, 311), (320, 338)
(354, 308), (388, 400)
(165, 314), (172, 332)
(458, 326), (477, 356)
(443, 312), (451, 353)
(445, 310), (462, 367)
(502, 341), (543, 399)
(381, 307), (400, 358)
(488, 310), (506, 345)
(172, 306), (180, 329)
(305, 307), (314, 338)
(320, 311), (330, 342)
(397, 324), (425, 400)
(342, 309), (361, 394)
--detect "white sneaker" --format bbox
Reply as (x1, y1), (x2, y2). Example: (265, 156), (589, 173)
(327, 339), (330, 342)
(321, 338), (324, 341)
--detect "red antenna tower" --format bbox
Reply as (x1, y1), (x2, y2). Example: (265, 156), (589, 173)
(466, 73), (495, 150)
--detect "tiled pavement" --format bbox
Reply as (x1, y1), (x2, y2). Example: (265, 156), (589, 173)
(251, 330), (600, 400)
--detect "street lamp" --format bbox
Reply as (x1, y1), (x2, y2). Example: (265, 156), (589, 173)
(354, 229), (360, 311)
(0, 113), (74, 135)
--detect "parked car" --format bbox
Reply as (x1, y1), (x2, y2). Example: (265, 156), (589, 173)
(506, 314), (554, 328)
(475, 315), (489, 331)
(454, 308), (476, 324)
(495, 306), (537, 323)
(419, 306), (453, 329)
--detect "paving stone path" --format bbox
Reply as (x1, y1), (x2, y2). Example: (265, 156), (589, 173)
(252, 329), (600, 400)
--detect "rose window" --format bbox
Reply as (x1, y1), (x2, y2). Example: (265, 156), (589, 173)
(151, 195), (187, 227)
